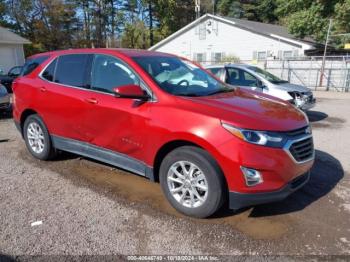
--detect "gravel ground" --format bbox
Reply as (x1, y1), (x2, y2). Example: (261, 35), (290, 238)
(0, 91), (349, 259)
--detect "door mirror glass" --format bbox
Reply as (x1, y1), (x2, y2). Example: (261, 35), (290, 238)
(113, 84), (150, 100)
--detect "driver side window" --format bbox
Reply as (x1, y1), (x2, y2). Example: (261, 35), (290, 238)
(91, 54), (140, 94)
(226, 68), (257, 87)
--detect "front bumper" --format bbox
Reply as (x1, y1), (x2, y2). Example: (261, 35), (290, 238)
(229, 171), (310, 210)
(299, 98), (316, 111)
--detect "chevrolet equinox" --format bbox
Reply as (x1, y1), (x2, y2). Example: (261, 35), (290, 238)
(13, 49), (314, 218)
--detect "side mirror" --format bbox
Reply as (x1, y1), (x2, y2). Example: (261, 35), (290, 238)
(113, 84), (150, 101)
(256, 80), (266, 89)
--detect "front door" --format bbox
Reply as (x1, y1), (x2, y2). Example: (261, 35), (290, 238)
(226, 67), (262, 92)
(82, 54), (153, 162)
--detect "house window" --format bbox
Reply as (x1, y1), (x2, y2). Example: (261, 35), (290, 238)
(194, 53), (206, 63)
(198, 23), (206, 40)
(257, 51), (267, 60)
(212, 52), (224, 63)
(283, 51), (293, 59)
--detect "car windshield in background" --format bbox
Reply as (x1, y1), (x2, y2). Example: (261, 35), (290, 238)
(248, 66), (288, 84)
(132, 56), (233, 97)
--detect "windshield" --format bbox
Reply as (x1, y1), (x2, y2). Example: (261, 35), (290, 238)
(248, 66), (288, 84)
(132, 56), (233, 97)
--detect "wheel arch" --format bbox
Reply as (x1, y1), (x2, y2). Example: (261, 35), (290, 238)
(19, 109), (38, 136)
(152, 138), (227, 189)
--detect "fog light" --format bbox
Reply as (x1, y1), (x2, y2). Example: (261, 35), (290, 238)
(240, 167), (263, 187)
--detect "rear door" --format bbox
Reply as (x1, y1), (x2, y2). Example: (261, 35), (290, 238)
(81, 54), (153, 161)
(37, 54), (94, 141)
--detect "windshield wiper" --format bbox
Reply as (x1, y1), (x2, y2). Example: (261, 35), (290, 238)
(273, 80), (289, 84)
(176, 93), (201, 97)
(206, 89), (234, 96)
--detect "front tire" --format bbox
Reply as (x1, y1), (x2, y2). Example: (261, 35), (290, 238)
(160, 146), (226, 218)
(23, 114), (56, 160)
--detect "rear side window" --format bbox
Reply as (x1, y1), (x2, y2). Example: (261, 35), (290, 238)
(42, 58), (57, 82)
(22, 55), (49, 76)
(55, 54), (90, 88)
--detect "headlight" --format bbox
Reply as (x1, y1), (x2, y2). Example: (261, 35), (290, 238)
(221, 122), (286, 147)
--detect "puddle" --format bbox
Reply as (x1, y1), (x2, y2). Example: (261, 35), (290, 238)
(19, 148), (290, 240)
(311, 117), (346, 129)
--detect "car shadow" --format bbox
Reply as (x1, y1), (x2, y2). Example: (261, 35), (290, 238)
(0, 108), (12, 120)
(306, 110), (328, 122)
(250, 150), (343, 217)
(0, 254), (15, 262)
(212, 150), (344, 218)
(51, 150), (79, 161)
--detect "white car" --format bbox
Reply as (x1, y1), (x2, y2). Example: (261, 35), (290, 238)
(206, 64), (316, 110)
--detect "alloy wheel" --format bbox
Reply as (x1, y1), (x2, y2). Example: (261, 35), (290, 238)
(27, 122), (45, 154)
(167, 161), (208, 208)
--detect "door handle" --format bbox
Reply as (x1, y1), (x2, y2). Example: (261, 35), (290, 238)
(84, 98), (98, 104)
(40, 87), (46, 92)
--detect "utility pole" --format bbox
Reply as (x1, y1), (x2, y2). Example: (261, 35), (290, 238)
(149, 1), (154, 46)
(319, 19), (333, 87)
(195, 0), (200, 19)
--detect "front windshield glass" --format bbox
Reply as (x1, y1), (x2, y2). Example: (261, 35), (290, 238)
(132, 56), (233, 97)
(248, 66), (288, 84)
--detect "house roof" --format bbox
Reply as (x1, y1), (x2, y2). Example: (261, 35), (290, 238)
(149, 14), (316, 51)
(0, 26), (31, 44)
(222, 16), (316, 44)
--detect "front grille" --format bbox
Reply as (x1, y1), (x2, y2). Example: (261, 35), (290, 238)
(289, 137), (314, 162)
(285, 126), (308, 137)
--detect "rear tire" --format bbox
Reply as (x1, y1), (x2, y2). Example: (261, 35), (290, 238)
(159, 146), (226, 218)
(23, 114), (56, 160)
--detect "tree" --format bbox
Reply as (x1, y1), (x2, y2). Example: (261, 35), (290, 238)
(216, 0), (278, 22)
(334, 0), (350, 34)
(276, 0), (349, 42)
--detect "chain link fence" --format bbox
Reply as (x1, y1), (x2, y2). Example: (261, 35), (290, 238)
(198, 56), (350, 92)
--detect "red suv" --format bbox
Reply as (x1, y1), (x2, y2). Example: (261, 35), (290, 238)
(13, 49), (314, 218)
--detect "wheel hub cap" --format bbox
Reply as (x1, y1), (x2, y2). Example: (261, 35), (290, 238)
(27, 122), (45, 154)
(167, 161), (208, 208)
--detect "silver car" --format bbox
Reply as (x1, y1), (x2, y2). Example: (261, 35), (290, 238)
(0, 84), (11, 112)
(206, 64), (316, 110)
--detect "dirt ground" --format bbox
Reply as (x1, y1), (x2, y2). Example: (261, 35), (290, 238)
(0, 91), (349, 258)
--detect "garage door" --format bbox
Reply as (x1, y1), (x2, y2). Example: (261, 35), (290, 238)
(0, 46), (16, 74)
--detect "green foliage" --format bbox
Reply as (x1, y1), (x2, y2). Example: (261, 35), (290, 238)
(334, 0), (350, 34)
(222, 54), (240, 63)
(216, 0), (277, 22)
(282, 3), (329, 41)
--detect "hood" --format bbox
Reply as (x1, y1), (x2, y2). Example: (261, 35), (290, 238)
(272, 82), (311, 93)
(179, 89), (308, 131)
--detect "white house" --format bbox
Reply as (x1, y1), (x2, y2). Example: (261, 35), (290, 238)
(149, 14), (316, 63)
(0, 26), (30, 74)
